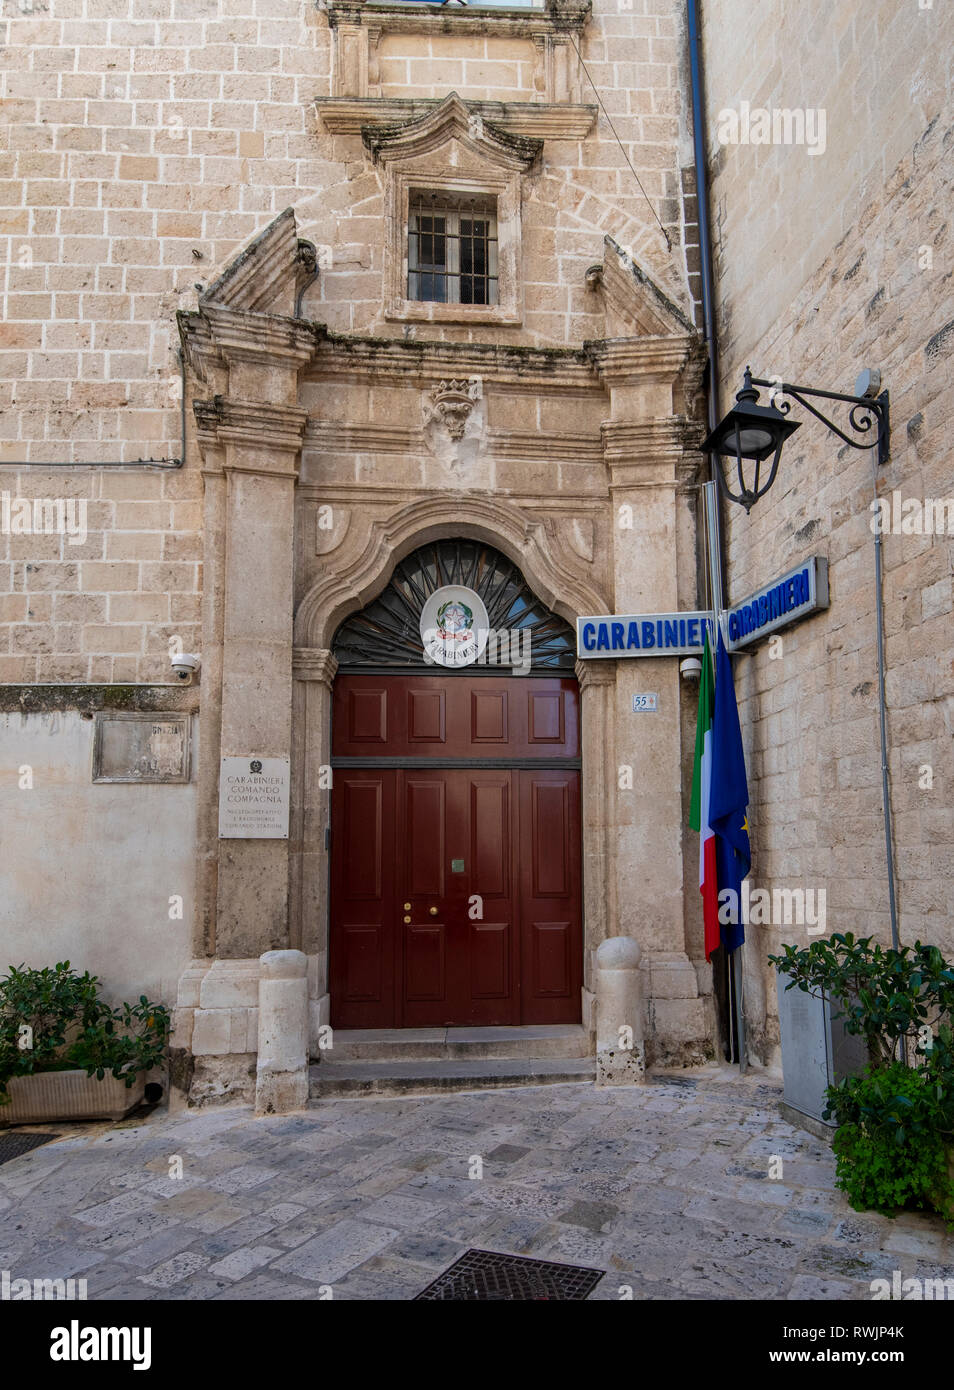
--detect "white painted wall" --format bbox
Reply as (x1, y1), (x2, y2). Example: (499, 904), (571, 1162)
(0, 711), (196, 1008)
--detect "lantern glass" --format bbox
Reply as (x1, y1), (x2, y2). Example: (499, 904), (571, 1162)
(736, 426), (774, 454)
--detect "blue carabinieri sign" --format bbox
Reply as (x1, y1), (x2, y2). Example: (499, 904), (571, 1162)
(577, 610), (710, 658)
(576, 557), (828, 659)
(725, 556), (828, 650)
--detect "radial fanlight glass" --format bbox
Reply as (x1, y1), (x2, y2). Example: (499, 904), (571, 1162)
(332, 539), (577, 671)
(699, 368), (801, 511)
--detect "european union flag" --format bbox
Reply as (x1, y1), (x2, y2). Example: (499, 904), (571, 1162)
(709, 625), (751, 952)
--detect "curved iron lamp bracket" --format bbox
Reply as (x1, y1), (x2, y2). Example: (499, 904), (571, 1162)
(751, 375), (891, 467)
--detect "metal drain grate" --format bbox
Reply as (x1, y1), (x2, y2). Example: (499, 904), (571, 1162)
(0, 1131), (58, 1166)
(416, 1248), (604, 1301)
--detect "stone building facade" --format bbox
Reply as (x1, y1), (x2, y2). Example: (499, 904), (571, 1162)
(2, 0), (716, 1104)
(699, 0), (954, 1062)
(1, 0), (950, 1102)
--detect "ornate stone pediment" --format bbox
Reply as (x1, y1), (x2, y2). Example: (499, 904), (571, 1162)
(362, 92), (542, 172)
(197, 207), (318, 320)
(586, 236), (697, 340)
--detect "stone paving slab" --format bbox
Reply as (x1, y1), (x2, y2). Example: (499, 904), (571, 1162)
(1, 1064), (953, 1300)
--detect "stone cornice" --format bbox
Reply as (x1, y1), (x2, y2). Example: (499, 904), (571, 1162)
(200, 306), (319, 369)
(301, 418), (604, 463)
(309, 332), (597, 390)
(325, 0), (592, 38)
(0, 684), (201, 714)
(594, 237), (697, 338)
(317, 97), (597, 141)
(194, 397), (309, 462)
(292, 648), (339, 686)
(197, 207), (316, 318)
(585, 337), (697, 387)
(601, 418), (696, 488)
(179, 306), (321, 396)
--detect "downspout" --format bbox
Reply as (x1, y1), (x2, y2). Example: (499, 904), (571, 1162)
(687, 0), (749, 1068)
(872, 453), (901, 952)
(686, 0), (725, 589)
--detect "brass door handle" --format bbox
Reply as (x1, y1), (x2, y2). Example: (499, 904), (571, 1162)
(403, 902), (411, 910)
(403, 915), (411, 923)
(429, 906), (438, 915)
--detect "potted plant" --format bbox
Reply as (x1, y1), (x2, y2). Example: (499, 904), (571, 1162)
(0, 961), (170, 1124)
(770, 933), (954, 1225)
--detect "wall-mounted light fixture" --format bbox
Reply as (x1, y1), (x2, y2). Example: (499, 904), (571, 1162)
(699, 367), (890, 511)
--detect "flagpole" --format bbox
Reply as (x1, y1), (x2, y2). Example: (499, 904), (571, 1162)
(704, 481), (748, 1074)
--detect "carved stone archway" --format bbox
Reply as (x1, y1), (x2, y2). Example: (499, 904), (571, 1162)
(293, 492), (610, 651)
(290, 506), (617, 1042)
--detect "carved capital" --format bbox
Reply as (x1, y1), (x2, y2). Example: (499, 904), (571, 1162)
(575, 656), (616, 689)
(195, 397), (308, 473)
(292, 648), (339, 688)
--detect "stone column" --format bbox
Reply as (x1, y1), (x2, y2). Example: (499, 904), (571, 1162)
(595, 936), (645, 1086)
(591, 341), (708, 1063)
(255, 949), (309, 1115)
(213, 401), (308, 959)
(291, 646), (338, 1052)
(575, 656), (618, 1035)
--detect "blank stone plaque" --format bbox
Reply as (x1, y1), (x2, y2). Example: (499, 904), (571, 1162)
(92, 713), (191, 784)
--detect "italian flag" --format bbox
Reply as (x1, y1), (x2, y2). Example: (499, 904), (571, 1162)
(690, 628), (720, 961)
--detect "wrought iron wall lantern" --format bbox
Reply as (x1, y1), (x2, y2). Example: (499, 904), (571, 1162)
(699, 366), (891, 511)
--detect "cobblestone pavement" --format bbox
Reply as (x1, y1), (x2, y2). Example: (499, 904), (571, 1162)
(2, 1066), (953, 1301)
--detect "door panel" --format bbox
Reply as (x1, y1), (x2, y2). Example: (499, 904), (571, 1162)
(404, 777), (446, 897)
(329, 772), (396, 1028)
(400, 768), (518, 1026)
(330, 678), (581, 1028)
(332, 674), (579, 759)
(405, 923), (445, 1002)
(408, 687), (445, 743)
(518, 770), (582, 1022)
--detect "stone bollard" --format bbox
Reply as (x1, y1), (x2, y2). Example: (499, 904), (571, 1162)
(255, 949), (309, 1115)
(594, 936), (645, 1087)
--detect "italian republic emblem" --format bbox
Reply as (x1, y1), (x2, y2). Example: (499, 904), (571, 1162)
(419, 585), (490, 668)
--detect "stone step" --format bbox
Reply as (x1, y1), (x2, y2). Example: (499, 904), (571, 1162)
(309, 1055), (596, 1099)
(322, 1024), (589, 1062)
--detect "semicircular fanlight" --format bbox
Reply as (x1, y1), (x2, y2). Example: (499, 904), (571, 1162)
(331, 538), (577, 671)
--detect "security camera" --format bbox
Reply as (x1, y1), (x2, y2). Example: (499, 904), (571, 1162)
(680, 657), (703, 681)
(170, 653), (200, 683)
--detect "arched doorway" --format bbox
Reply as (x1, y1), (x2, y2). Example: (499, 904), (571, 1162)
(328, 539), (583, 1029)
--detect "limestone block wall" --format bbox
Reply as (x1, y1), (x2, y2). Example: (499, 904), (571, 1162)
(701, 0), (954, 1061)
(0, 465), (202, 683)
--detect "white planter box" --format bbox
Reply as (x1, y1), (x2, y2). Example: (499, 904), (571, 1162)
(1, 1069), (145, 1124)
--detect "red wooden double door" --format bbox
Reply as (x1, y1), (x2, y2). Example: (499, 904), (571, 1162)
(329, 674), (582, 1028)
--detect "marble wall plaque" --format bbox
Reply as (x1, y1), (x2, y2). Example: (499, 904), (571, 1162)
(92, 712), (191, 784)
(218, 757), (290, 839)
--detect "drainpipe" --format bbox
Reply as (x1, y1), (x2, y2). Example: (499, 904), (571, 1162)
(687, 0), (748, 1069)
(686, 0), (724, 561)
(872, 453), (901, 953)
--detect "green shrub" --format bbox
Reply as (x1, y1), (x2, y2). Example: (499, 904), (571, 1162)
(0, 961), (170, 1104)
(824, 1060), (954, 1222)
(770, 933), (954, 1069)
(771, 934), (954, 1225)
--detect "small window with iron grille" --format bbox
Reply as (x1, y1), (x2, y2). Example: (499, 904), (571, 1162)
(408, 191), (499, 307)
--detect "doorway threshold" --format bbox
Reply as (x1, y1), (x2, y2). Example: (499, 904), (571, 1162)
(323, 1024), (588, 1062)
(311, 1024), (593, 1098)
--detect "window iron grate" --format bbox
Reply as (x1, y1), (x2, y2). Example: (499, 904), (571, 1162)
(409, 196), (499, 306)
